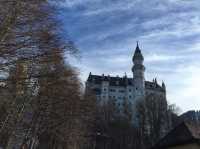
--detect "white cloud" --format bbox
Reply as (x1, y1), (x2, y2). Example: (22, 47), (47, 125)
(62, 0), (200, 112)
(60, 0), (91, 8)
(82, 1), (138, 16)
(166, 64), (200, 111)
(145, 54), (184, 62)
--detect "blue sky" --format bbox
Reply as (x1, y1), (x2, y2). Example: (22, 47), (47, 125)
(60, 0), (200, 113)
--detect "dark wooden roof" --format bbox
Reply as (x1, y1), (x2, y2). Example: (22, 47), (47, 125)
(151, 122), (200, 149)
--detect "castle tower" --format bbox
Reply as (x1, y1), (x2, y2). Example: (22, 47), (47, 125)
(162, 81), (166, 91)
(132, 42), (145, 99)
(162, 81), (166, 97)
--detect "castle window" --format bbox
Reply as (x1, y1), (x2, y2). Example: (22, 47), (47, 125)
(104, 88), (107, 91)
(119, 90), (125, 93)
(93, 88), (101, 95)
(129, 89), (132, 92)
(109, 89), (116, 92)
(136, 88), (138, 90)
(129, 96), (132, 99)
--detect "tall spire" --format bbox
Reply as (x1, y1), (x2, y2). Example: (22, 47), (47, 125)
(133, 41), (144, 62)
(136, 41), (139, 50)
(154, 78), (157, 84)
(124, 72), (127, 77)
(162, 81), (166, 90)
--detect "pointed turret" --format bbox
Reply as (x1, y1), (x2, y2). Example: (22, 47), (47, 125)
(87, 72), (92, 81)
(124, 73), (128, 85)
(162, 81), (166, 90)
(124, 72), (127, 78)
(154, 78), (157, 84)
(132, 41), (144, 62)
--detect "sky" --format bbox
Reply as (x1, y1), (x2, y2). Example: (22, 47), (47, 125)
(59, 0), (200, 113)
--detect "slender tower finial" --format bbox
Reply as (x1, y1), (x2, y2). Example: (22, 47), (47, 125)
(137, 41), (139, 47)
(125, 72), (127, 77)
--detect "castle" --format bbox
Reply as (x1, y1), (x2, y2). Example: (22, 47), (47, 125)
(86, 43), (166, 106)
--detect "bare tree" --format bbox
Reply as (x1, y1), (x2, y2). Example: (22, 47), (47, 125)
(0, 1), (90, 149)
(135, 93), (179, 148)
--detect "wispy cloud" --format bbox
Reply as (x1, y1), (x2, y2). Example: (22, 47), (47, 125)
(61, 0), (200, 112)
(145, 54), (183, 62)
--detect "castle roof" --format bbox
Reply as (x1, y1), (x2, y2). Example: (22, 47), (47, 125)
(87, 75), (133, 86)
(133, 42), (144, 61)
(87, 74), (165, 92)
(145, 81), (164, 92)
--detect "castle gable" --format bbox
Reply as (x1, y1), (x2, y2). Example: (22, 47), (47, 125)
(145, 81), (165, 92)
